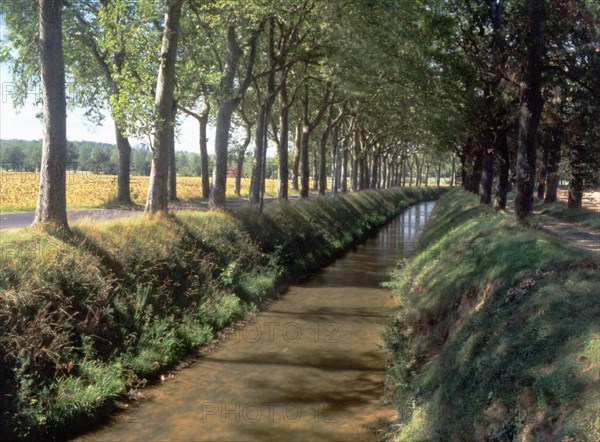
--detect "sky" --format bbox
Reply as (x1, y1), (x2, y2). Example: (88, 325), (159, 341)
(0, 62), (211, 154)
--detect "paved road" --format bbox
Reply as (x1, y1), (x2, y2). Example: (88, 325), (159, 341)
(0, 209), (142, 230)
(0, 197), (289, 230)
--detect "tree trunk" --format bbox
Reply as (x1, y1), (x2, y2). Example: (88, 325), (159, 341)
(424, 161), (431, 187)
(292, 120), (301, 191)
(544, 123), (562, 203)
(471, 141), (483, 194)
(414, 155), (421, 187)
(480, 144), (494, 204)
(34, 0), (68, 229)
(494, 128), (510, 210)
(199, 105), (210, 199)
(331, 124), (340, 196)
(436, 162), (442, 187)
(278, 72), (290, 200)
(250, 19), (275, 206)
(401, 158), (406, 186)
(312, 154), (319, 191)
(341, 138), (349, 193)
(567, 142), (584, 208)
(300, 130), (310, 198)
(115, 123), (132, 205)
(250, 102), (268, 204)
(318, 110), (334, 195)
(460, 149), (469, 191)
(351, 130), (360, 191)
(370, 153), (379, 189)
(450, 155), (456, 186)
(167, 104), (177, 202)
(515, 0), (545, 221)
(145, 0), (184, 213)
(209, 25), (243, 209)
(537, 145), (548, 200)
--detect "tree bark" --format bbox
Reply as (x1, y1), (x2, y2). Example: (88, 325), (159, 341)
(179, 102), (210, 199)
(167, 103), (177, 202)
(249, 102), (268, 204)
(351, 130), (360, 191)
(278, 71), (290, 200)
(115, 122), (132, 205)
(199, 105), (210, 199)
(292, 120), (301, 191)
(250, 19), (276, 206)
(341, 137), (349, 193)
(145, 0), (184, 213)
(318, 109), (334, 195)
(299, 82), (331, 198)
(34, 0), (68, 229)
(312, 154), (319, 191)
(414, 154), (421, 187)
(300, 87), (311, 198)
(515, 0), (545, 221)
(471, 141), (483, 194)
(209, 25), (243, 209)
(544, 123), (562, 203)
(567, 141), (584, 208)
(234, 129), (250, 197)
(537, 145), (548, 200)
(494, 128), (510, 210)
(480, 144), (494, 204)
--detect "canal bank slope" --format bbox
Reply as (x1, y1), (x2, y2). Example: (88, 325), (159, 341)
(385, 189), (600, 441)
(0, 187), (443, 440)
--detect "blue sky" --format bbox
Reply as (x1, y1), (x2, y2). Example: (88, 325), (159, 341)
(0, 62), (207, 153)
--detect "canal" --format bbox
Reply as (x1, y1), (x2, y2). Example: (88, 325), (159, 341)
(79, 201), (435, 442)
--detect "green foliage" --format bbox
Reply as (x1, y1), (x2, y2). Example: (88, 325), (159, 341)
(385, 189), (600, 441)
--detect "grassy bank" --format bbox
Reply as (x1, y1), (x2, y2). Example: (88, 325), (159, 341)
(0, 187), (443, 440)
(385, 189), (599, 441)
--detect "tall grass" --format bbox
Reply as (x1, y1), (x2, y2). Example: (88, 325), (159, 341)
(385, 189), (600, 441)
(0, 187), (443, 440)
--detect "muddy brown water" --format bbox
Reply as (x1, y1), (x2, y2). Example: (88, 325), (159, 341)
(78, 201), (435, 442)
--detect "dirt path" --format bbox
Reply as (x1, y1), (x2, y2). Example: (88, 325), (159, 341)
(535, 213), (600, 256)
(506, 195), (599, 256)
(76, 202), (435, 442)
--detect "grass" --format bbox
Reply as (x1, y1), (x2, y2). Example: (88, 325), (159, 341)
(385, 189), (600, 441)
(0, 186), (445, 440)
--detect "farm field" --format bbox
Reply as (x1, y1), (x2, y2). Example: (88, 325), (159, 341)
(0, 172), (279, 212)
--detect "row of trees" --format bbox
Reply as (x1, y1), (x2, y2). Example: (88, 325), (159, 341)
(434, 0), (599, 215)
(1, 0), (598, 229)
(1, 137), (457, 192)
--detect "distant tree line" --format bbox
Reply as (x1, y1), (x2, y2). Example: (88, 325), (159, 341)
(0, 139), (208, 177)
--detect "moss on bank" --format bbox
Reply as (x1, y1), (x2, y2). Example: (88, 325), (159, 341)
(0, 187), (442, 440)
(385, 189), (599, 441)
